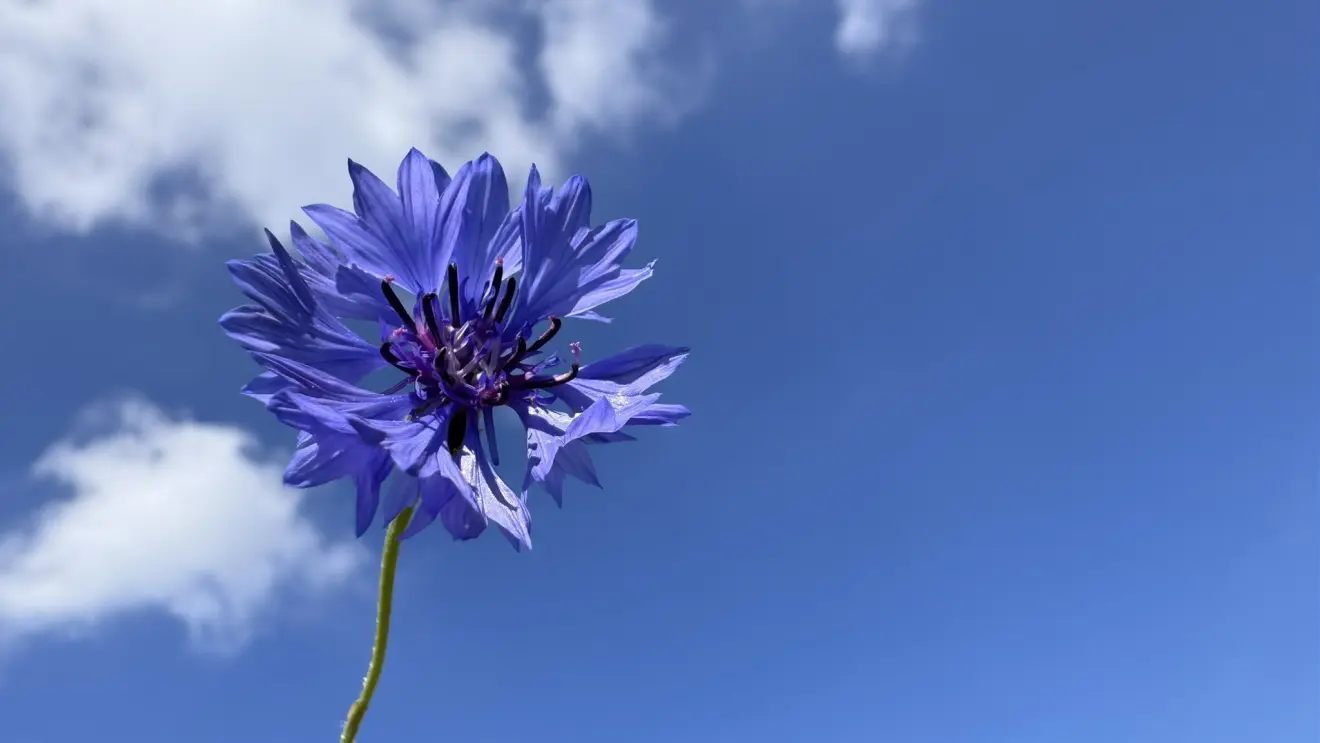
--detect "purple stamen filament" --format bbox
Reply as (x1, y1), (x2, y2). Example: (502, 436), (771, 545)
(382, 263), (579, 437)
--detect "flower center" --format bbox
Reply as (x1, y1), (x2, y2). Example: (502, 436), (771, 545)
(376, 260), (580, 424)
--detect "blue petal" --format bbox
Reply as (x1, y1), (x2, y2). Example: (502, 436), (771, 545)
(453, 442), (531, 549)
(574, 221), (637, 285)
(380, 473), (420, 527)
(233, 226), (388, 326)
(517, 436), (600, 508)
(510, 169), (650, 325)
(554, 439), (601, 489)
(347, 159), (420, 282)
(396, 148), (448, 292)
(513, 166), (553, 315)
(492, 204), (524, 278)
(571, 309), (612, 323)
(564, 261), (652, 320)
(349, 417), (443, 474)
(288, 220), (342, 277)
(284, 437), (362, 487)
(563, 394), (662, 440)
(222, 236), (385, 384)
(301, 204), (387, 274)
(550, 175), (592, 237)
(515, 404), (575, 482)
(262, 229), (317, 315)
(482, 406), (501, 466)
(514, 169), (578, 320)
(475, 442), (531, 549)
(521, 394), (660, 481)
(397, 149), (445, 243)
(330, 262), (395, 323)
(226, 256), (309, 328)
(279, 420), (395, 537)
(241, 371), (288, 404)
(400, 470), (464, 540)
(579, 345), (690, 386)
(353, 455), (393, 536)
(626, 403), (691, 426)
(285, 222), (393, 323)
(268, 388), (406, 457)
(445, 154), (513, 313)
(302, 199), (424, 293)
(267, 390), (411, 439)
(429, 159), (452, 192)
(550, 346), (689, 424)
(221, 307), (382, 384)
(540, 465), (567, 506)
(399, 497), (440, 539)
(437, 485), (485, 541)
(349, 416), (473, 501)
(253, 353), (383, 402)
(584, 431), (637, 443)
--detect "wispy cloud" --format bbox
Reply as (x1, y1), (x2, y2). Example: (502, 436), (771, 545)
(834, 0), (921, 60)
(0, 399), (360, 653)
(0, 0), (693, 238)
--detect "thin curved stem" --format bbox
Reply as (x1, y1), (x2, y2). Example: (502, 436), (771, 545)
(340, 506), (414, 743)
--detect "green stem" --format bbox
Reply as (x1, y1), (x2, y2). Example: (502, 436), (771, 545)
(340, 506), (414, 743)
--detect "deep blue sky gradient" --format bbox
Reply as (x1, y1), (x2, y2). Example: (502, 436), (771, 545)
(1, 1), (1317, 741)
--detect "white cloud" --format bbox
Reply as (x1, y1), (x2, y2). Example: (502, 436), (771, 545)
(539, 0), (674, 134)
(0, 0), (684, 238)
(0, 399), (361, 652)
(834, 0), (920, 59)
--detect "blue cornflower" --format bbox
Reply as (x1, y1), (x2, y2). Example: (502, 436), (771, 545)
(221, 149), (688, 550)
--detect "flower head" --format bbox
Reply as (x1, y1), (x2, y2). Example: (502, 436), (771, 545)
(220, 149), (688, 549)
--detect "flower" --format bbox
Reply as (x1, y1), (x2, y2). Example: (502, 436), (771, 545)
(220, 149), (688, 550)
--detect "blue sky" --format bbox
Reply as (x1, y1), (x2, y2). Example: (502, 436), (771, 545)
(0, 1), (1317, 742)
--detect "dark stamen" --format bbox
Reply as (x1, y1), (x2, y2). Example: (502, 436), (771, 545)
(501, 337), (528, 371)
(380, 280), (417, 334)
(446, 263), (461, 326)
(421, 293), (442, 341)
(380, 343), (418, 376)
(446, 408), (468, 455)
(382, 377), (411, 395)
(520, 364), (579, 390)
(524, 316), (562, 356)
(482, 262), (505, 319)
(494, 276), (517, 323)
(482, 406), (500, 467)
(434, 348), (453, 384)
(407, 397), (444, 421)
